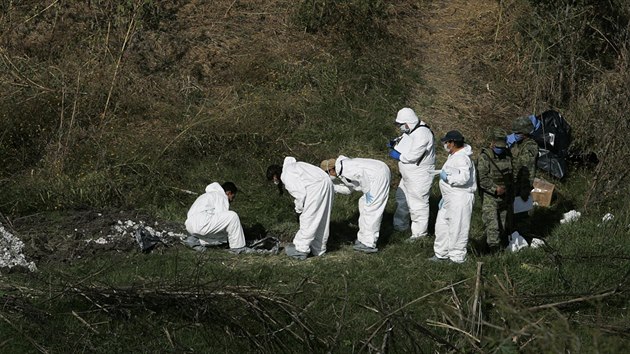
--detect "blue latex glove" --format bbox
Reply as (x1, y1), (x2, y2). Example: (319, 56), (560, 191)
(438, 198), (444, 209)
(439, 170), (448, 182)
(365, 192), (374, 204)
(493, 147), (507, 155)
(387, 138), (400, 148)
(389, 149), (401, 160)
(506, 133), (524, 148)
(529, 114), (541, 131)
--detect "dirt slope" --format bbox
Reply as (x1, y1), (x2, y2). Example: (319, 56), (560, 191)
(407, 0), (508, 142)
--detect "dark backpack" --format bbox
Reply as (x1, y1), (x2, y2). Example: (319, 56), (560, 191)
(531, 110), (572, 158)
(530, 110), (572, 179)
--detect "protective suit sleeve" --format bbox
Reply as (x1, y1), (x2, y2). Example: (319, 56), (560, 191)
(444, 155), (472, 187)
(282, 166), (307, 213)
(333, 180), (353, 195)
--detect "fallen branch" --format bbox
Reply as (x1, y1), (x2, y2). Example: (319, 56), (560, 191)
(71, 310), (100, 334)
(527, 289), (618, 311)
(426, 319), (481, 344)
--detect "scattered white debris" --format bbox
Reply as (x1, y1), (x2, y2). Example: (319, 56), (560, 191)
(530, 238), (545, 249)
(84, 219), (187, 246)
(602, 213), (614, 223)
(0, 222), (37, 272)
(560, 210), (581, 224)
(506, 231), (528, 253)
(84, 234), (115, 244)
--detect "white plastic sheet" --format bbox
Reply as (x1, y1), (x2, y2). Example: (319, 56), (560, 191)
(506, 231), (528, 252)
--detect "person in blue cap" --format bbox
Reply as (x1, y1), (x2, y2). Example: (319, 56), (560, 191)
(430, 130), (476, 263)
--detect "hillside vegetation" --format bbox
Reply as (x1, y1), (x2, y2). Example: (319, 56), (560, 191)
(1, 0), (629, 352)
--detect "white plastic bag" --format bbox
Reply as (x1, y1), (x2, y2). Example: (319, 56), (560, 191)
(560, 210), (581, 224)
(530, 238), (545, 249)
(506, 231), (528, 252)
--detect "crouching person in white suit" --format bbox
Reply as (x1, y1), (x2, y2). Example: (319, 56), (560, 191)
(267, 157), (335, 260)
(320, 156), (391, 253)
(184, 182), (247, 253)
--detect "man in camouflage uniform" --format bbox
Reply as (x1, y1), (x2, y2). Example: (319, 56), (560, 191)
(477, 128), (513, 252)
(510, 116), (539, 240)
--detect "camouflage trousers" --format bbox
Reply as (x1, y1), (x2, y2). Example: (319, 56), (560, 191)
(481, 196), (510, 247)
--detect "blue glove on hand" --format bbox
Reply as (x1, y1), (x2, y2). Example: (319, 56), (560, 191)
(389, 149), (401, 160)
(438, 198), (444, 209)
(439, 170), (448, 182)
(505, 133), (519, 147)
(387, 138), (398, 148)
(365, 192), (374, 204)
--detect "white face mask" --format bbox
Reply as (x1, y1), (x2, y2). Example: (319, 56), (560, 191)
(273, 180), (280, 185)
(329, 175), (336, 181)
(443, 143), (450, 152)
(399, 124), (410, 134)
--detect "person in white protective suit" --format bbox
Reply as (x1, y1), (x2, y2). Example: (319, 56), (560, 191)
(266, 157), (335, 260)
(387, 107), (436, 241)
(320, 156), (391, 253)
(430, 130), (477, 263)
(184, 182), (247, 253)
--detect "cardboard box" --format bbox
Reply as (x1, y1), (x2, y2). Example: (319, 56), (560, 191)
(531, 178), (555, 207)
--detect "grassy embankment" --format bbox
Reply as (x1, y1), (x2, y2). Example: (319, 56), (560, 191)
(1, 0), (629, 352)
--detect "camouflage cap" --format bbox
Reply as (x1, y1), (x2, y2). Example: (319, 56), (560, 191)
(490, 128), (507, 148)
(512, 116), (534, 134)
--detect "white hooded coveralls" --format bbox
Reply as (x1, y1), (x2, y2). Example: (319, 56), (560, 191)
(331, 156), (391, 248)
(281, 157), (335, 256)
(185, 182), (246, 249)
(393, 120), (436, 237)
(434, 144), (476, 263)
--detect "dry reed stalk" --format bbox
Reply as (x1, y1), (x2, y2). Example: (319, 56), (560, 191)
(71, 310), (100, 334)
(24, 0), (60, 23)
(527, 288), (618, 312)
(426, 319), (482, 346)
(470, 262), (484, 337)
(100, 1), (140, 123)
(162, 327), (175, 349)
(0, 50), (53, 92)
(492, 274), (511, 296)
(380, 320), (393, 353)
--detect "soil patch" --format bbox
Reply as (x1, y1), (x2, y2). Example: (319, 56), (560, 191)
(4, 210), (187, 267)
